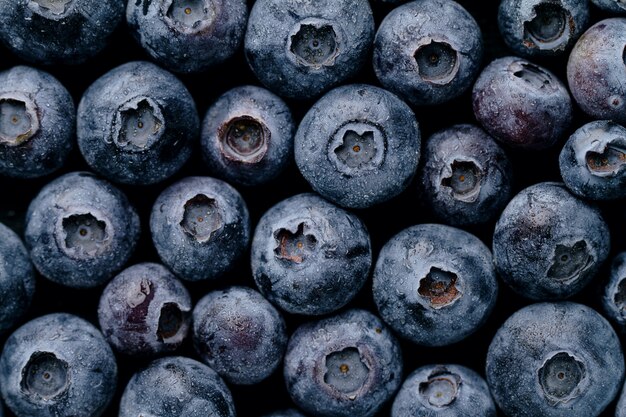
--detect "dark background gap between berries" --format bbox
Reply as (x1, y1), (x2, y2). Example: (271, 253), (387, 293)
(0, 0), (624, 416)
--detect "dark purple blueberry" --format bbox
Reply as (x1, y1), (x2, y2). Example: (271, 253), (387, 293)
(0, 313), (117, 417)
(24, 172), (140, 288)
(192, 286), (287, 385)
(472, 56), (573, 149)
(419, 124), (513, 226)
(251, 193), (371, 315)
(126, 0), (248, 74)
(0, 223), (35, 335)
(77, 61), (198, 185)
(373, 224), (498, 346)
(602, 252), (626, 332)
(486, 302), (624, 417)
(0, 66), (74, 179)
(244, 0), (375, 100)
(284, 309), (402, 417)
(493, 182), (610, 300)
(119, 356), (235, 417)
(295, 84), (420, 209)
(201, 85), (295, 186)
(150, 176), (250, 282)
(98, 262), (192, 357)
(567, 18), (626, 124)
(498, 0), (589, 57)
(373, 0), (483, 106)
(392, 364), (496, 417)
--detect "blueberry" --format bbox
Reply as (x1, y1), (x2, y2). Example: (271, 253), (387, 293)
(295, 84), (420, 209)
(493, 182), (610, 300)
(98, 262), (192, 357)
(119, 356), (236, 417)
(617, 383), (626, 417)
(77, 61), (198, 185)
(601, 252), (626, 332)
(498, 0), (589, 57)
(0, 313), (117, 417)
(150, 176), (250, 282)
(251, 193), (371, 315)
(486, 302), (624, 417)
(0, 0), (123, 65)
(126, 0), (248, 74)
(472, 56), (573, 149)
(567, 18), (626, 124)
(192, 286), (287, 385)
(25, 171), (140, 288)
(419, 124), (513, 226)
(559, 120), (626, 200)
(244, 0), (375, 100)
(0, 223), (35, 335)
(373, 223), (497, 346)
(201, 85), (295, 186)
(391, 364), (496, 417)
(0, 66), (75, 179)
(590, 0), (626, 13)
(261, 410), (307, 417)
(284, 309), (402, 417)
(373, 0), (483, 106)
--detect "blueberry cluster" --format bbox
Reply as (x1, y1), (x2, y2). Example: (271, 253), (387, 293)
(0, 0), (626, 416)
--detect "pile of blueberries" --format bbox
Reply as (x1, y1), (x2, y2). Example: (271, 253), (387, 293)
(0, 0), (626, 416)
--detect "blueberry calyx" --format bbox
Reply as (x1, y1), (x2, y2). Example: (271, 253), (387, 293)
(288, 20), (341, 69)
(418, 367), (461, 408)
(585, 144), (626, 177)
(180, 194), (223, 243)
(273, 222), (317, 264)
(164, 0), (215, 32)
(20, 351), (70, 401)
(0, 93), (39, 147)
(418, 267), (462, 309)
(414, 40), (460, 84)
(60, 212), (110, 258)
(509, 61), (556, 91)
(219, 116), (270, 164)
(323, 347), (370, 396)
(538, 351), (587, 405)
(113, 97), (164, 152)
(547, 240), (593, 283)
(328, 121), (386, 176)
(440, 159), (482, 203)
(28, 0), (74, 17)
(523, 3), (572, 51)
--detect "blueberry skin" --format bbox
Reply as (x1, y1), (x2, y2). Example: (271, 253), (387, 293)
(150, 176), (251, 282)
(419, 124), (513, 226)
(126, 0), (248, 74)
(373, 224), (497, 347)
(0, 313), (117, 417)
(0, 223), (35, 335)
(391, 364), (496, 417)
(262, 410), (307, 417)
(98, 262), (192, 357)
(193, 286), (287, 385)
(472, 56), (573, 149)
(567, 18), (626, 124)
(77, 61), (198, 185)
(119, 356), (236, 417)
(373, 0), (483, 106)
(284, 309), (402, 417)
(295, 84), (420, 209)
(0, 0), (123, 65)
(486, 302), (624, 417)
(493, 182), (610, 300)
(201, 85), (295, 186)
(251, 193), (371, 315)
(601, 252), (626, 332)
(559, 120), (626, 200)
(590, 0), (626, 14)
(25, 171), (141, 288)
(0, 66), (75, 179)
(498, 0), (589, 57)
(244, 0), (375, 100)
(617, 382), (626, 417)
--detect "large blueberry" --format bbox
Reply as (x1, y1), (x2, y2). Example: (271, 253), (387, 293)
(25, 172), (140, 288)
(486, 302), (624, 417)
(493, 182), (610, 300)
(0, 0), (123, 64)
(373, 0), (483, 106)
(373, 224), (497, 346)
(98, 262), (192, 357)
(77, 61), (198, 185)
(201, 85), (294, 186)
(119, 356), (235, 417)
(126, 0), (248, 73)
(251, 193), (371, 315)
(392, 364), (496, 417)
(244, 0), (374, 100)
(0, 313), (117, 417)
(602, 252), (626, 332)
(284, 309), (402, 417)
(295, 84), (420, 209)
(0, 66), (74, 179)
(150, 176), (250, 281)
(419, 124), (513, 226)
(0, 223), (35, 335)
